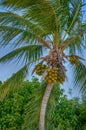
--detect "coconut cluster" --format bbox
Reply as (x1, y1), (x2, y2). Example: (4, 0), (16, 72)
(35, 64), (47, 75)
(69, 56), (80, 66)
(45, 67), (57, 83)
(35, 63), (66, 84)
(45, 67), (65, 84)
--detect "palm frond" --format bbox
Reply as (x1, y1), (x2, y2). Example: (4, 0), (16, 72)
(0, 25), (51, 49)
(1, 0), (84, 44)
(0, 64), (28, 100)
(67, 0), (82, 32)
(0, 12), (46, 35)
(0, 12), (52, 49)
(23, 1), (70, 35)
(1, 0), (47, 9)
(38, 37), (51, 49)
(63, 23), (86, 54)
(62, 0), (83, 42)
(1, 0), (70, 35)
(0, 25), (36, 47)
(0, 45), (43, 63)
(0, 12), (32, 27)
(72, 62), (86, 95)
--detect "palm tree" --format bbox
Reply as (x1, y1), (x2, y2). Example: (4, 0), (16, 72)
(0, 0), (86, 130)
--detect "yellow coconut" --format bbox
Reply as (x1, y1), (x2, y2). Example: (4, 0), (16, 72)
(48, 80), (52, 83)
(48, 76), (52, 79)
(47, 68), (51, 72)
(53, 80), (57, 83)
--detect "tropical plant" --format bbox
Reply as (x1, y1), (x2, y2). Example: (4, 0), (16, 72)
(0, 79), (37, 130)
(0, 79), (86, 130)
(0, 0), (86, 130)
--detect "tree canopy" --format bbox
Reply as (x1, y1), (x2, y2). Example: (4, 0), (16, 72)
(0, 79), (86, 130)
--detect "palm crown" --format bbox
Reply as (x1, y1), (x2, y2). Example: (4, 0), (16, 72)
(0, 0), (86, 130)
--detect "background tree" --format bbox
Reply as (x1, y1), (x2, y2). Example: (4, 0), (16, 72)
(0, 79), (86, 130)
(0, 0), (86, 130)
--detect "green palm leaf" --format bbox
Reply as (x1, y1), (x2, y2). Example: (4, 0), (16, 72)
(72, 63), (86, 95)
(61, 22), (86, 55)
(0, 12), (45, 34)
(0, 12), (51, 48)
(0, 45), (43, 63)
(1, 0), (71, 35)
(67, 0), (82, 32)
(1, 0), (47, 9)
(0, 64), (28, 100)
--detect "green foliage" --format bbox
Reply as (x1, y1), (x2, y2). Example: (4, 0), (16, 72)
(0, 80), (34, 130)
(0, 79), (86, 130)
(73, 63), (86, 95)
(51, 98), (78, 130)
(0, 65), (28, 100)
(46, 95), (86, 130)
(22, 78), (48, 130)
(0, 81), (2, 86)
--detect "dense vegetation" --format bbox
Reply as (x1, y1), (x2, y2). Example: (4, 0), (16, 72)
(0, 78), (86, 130)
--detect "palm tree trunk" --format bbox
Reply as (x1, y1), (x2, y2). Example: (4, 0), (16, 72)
(39, 83), (54, 130)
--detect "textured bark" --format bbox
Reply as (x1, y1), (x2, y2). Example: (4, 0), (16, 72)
(39, 83), (54, 130)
